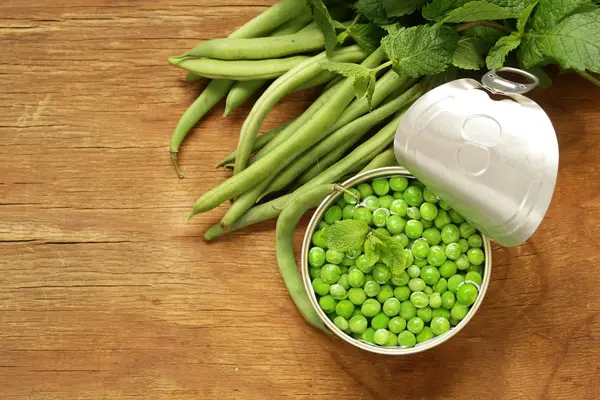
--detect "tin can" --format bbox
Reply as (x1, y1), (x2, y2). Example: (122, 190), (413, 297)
(301, 167), (492, 355)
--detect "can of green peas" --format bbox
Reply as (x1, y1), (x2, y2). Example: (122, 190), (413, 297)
(301, 166), (492, 355)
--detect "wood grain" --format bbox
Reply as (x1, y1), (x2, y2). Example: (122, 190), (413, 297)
(1, 1), (600, 399)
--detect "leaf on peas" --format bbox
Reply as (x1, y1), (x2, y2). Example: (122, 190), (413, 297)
(321, 61), (377, 107)
(326, 220), (371, 252)
(364, 234), (383, 266)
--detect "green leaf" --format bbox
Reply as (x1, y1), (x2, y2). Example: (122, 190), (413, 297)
(348, 23), (386, 53)
(381, 24), (460, 77)
(486, 31), (523, 68)
(443, 1), (519, 22)
(321, 61), (378, 106)
(364, 234), (382, 266)
(384, 0), (428, 17)
(358, 0), (427, 24)
(464, 25), (508, 46)
(517, 0), (539, 32)
(309, 0), (339, 56)
(423, 0), (526, 21)
(523, 8), (600, 72)
(326, 220), (371, 252)
(357, 0), (390, 24)
(453, 37), (488, 69)
(377, 236), (408, 276)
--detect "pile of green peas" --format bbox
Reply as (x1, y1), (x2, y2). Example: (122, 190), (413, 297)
(308, 175), (486, 348)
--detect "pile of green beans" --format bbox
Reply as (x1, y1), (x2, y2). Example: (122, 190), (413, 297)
(167, 0), (434, 332)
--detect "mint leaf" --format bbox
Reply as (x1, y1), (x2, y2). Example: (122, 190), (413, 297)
(357, 0), (390, 24)
(321, 62), (377, 106)
(358, 0), (427, 24)
(348, 23), (386, 53)
(378, 236), (408, 276)
(443, 1), (519, 22)
(517, 0), (539, 32)
(381, 25), (460, 77)
(464, 25), (508, 46)
(486, 31), (522, 68)
(523, 8), (600, 72)
(384, 0), (428, 17)
(309, 0), (338, 56)
(326, 220), (370, 252)
(453, 37), (488, 69)
(424, 0), (526, 21)
(364, 234), (382, 266)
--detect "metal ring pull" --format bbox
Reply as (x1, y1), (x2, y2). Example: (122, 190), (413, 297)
(481, 67), (540, 95)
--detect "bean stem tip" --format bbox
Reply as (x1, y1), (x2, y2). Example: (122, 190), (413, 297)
(170, 151), (184, 178)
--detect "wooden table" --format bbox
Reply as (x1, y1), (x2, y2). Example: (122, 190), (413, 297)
(1, 1), (599, 399)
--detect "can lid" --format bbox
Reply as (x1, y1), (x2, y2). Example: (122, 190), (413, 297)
(394, 68), (559, 247)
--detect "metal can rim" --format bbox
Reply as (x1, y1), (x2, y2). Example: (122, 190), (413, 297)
(301, 166), (493, 355)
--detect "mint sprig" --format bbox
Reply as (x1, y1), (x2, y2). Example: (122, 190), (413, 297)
(326, 220), (371, 252)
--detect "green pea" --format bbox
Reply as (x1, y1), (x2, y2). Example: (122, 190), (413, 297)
(379, 195), (394, 209)
(449, 209), (465, 224)
(409, 278), (426, 292)
(374, 328), (390, 345)
(404, 186), (423, 206)
(348, 265), (358, 273)
(325, 205), (342, 224)
(405, 220), (423, 239)
(421, 219), (433, 229)
(458, 238), (469, 253)
(377, 284), (394, 304)
(319, 295), (337, 313)
(364, 280), (381, 297)
(353, 207), (373, 225)
(429, 292), (442, 308)
(441, 291), (455, 309)
(423, 187), (439, 203)
(371, 312), (391, 330)
(335, 300), (355, 319)
(373, 179), (390, 196)
(430, 316), (450, 335)
(459, 221), (476, 238)
(398, 330), (416, 348)
(451, 303), (469, 320)
(441, 224), (460, 244)
(385, 330), (399, 347)
(351, 332), (362, 339)
(357, 183), (374, 199)
(361, 298), (381, 317)
(349, 314), (368, 333)
(312, 278), (330, 296)
(343, 188), (361, 205)
(467, 248), (485, 266)
(415, 259), (428, 268)
(424, 286), (434, 296)
(327, 311), (337, 321)
(420, 265), (440, 286)
(348, 269), (366, 288)
(342, 257), (356, 267)
(433, 277), (448, 293)
(450, 317), (460, 327)
(388, 316), (407, 334)
(403, 249), (414, 267)
(329, 284), (347, 300)
(400, 300), (417, 320)
(432, 308), (450, 320)
(390, 176), (409, 192)
(352, 309), (363, 317)
(447, 274), (465, 293)
(308, 247), (326, 267)
(355, 255), (373, 273)
(334, 316), (349, 331)
(445, 243), (462, 260)
(412, 239), (430, 260)
(383, 297), (401, 316)
(372, 208), (390, 228)
(410, 291), (429, 309)
(342, 204), (356, 220)
(407, 265), (421, 279)
(406, 206), (421, 220)
(394, 286), (411, 301)
(321, 264), (341, 284)
(416, 326), (434, 343)
(434, 209), (452, 230)
(318, 220), (329, 230)
(465, 271), (483, 285)
(374, 228), (391, 238)
(457, 283), (478, 306)
(407, 317), (425, 334)
(348, 287), (367, 305)
(417, 306), (433, 323)
(373, 264), (391, 284)
(467, 264), (484, 275)
(393, 191), (404, 200)
(337, 196), (348, 208)
(439, 260), (458, 278)
(422, 228), (442, 246)
(438, 199), (451, 210)
(384, 215), (405, 235)
(311, 229), (328, 248)
(363, 195), (380, 212)
(309, 267), (321, 280)
(427, 245), (447, 267)
(420, 202), (438, 221)
(361, 327), (375, 344)
(391, 271), (410, 287)
(393, 233), (409, 248)
(390, 199), (408, 216)
(325, 249), (345, 264)
(456, 254), (470, 271)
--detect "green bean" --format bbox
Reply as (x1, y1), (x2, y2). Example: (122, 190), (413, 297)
(182, 24), (324, 60)
(276, 184), (342, 333)
(263, 82), (422, 196)
(322, 75), (344, 93)
(233, 45), (370, 175)
(169, 0), (305, 177)
(293, 70), (338, 92)
(359, 148), (398, 172)
(168, 56), (310, 81)
(216, 121), (291, 168)
(185, 71), (203, 81)
(203, 110), (406, 240)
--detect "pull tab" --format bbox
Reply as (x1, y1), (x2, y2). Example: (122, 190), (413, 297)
(481, 67), (540, 95)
